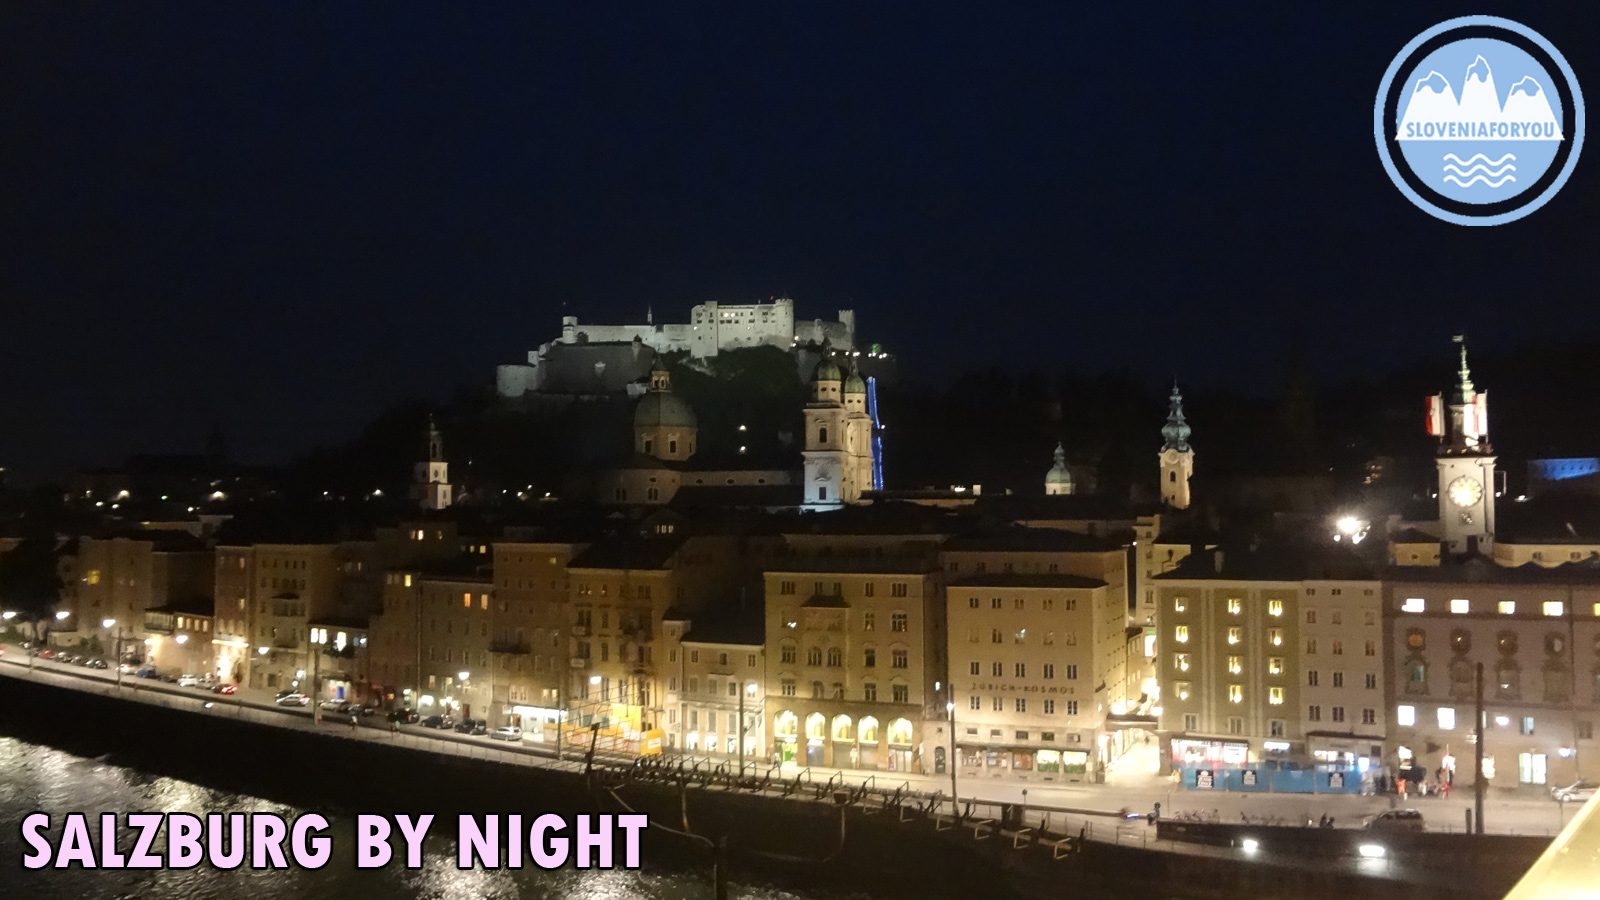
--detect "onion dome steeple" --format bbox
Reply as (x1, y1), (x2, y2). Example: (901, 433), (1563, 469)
(1160, 383), (1191, 452)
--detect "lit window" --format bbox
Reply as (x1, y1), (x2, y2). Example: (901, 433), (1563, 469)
(1450, 599), (1469, 614)
(1269, 628), (1283, 646)
(1593, 603), (1600, 617)
(1544, 602), (1565, 617)
(1269, 687), (1284, 705)
(1499, 601), (1515, 615)
(1402, 598), (1425, 613)
(1173, 597), (1187, 613)
(1175, 681), (1191, 701)
(1438, 707), (1457, 731)
(1174, 625), (1189, 644)
(1268, 657), (1283, 675)
(1228, 655), (1242, 675)
(1227, 626), (1241, 645)
(1268, 600), (1283, 617)
(1397, 705), (1416, 727)
(1228, 684), (1243, 704)
(1227, 598), (1242, 615)
(1174, 653), (1190, 672)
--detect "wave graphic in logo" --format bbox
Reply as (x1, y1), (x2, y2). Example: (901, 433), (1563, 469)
(1375, 17), (1585, 225)
(1442, 153), (1516, 188)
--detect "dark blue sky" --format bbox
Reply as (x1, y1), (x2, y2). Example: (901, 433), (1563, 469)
(3, 3), (1598, 482)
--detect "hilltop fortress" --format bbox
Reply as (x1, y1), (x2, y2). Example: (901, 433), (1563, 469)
(497, 297), (855, 399)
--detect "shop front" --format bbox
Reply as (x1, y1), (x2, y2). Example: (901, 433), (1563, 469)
(957, 744), (1090, 780)
(1170, 737), (1251, 768)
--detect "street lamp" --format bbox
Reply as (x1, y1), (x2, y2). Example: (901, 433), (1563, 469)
(102, 618), (126, 689)
(458, 671), (471, 718)
(946, 701), (958, 818)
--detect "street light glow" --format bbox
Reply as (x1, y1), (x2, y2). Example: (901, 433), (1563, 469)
(55, 611), (70, 620)
(175, 634), (188, 644)
(589, 675), (602, 685)
(458, 671), (470, 682)
(945, 702), (955, 713)
(1241, 839), (1259, 852)
(1, 611), (14, 620)
(1358, 844), (1386, 858)
(102, 618), (115, 628)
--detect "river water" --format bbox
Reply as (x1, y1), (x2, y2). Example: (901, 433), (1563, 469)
(0, 736), (847, 900)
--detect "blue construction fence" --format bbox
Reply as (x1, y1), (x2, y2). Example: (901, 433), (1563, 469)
(1178, 762), (1368, 794)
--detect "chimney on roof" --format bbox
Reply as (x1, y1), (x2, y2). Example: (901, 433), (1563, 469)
(1213, 550), (1225, 574)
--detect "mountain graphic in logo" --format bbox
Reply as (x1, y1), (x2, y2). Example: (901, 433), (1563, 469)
(1398, 55), (1563, 142)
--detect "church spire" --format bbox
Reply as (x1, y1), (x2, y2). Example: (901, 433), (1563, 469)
(1160, 382), (1191, 452)
(1451, 334), (1475, 405)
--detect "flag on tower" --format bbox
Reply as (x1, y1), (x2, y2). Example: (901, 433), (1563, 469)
(1426, 394), (1444, 437)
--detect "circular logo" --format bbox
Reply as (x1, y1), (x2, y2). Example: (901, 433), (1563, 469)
(1375, 16), (1584, 225)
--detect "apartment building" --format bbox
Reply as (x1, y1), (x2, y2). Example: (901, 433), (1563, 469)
(71, 532), (213, 664)
(946, 573), (1115, 781)
(762, 557), (944, 773)
(663, 612), (766, 758)
(1153, 545), (1383, 773)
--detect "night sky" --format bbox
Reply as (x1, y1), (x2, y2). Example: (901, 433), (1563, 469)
(4, 2), (1599, 483)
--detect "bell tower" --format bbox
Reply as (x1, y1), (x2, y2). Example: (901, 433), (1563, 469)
(412, 415), (453, 511)
(1159, 383), (1194, 509)
(1428, 336), (1495, 554)
(803, 355), (848, 510)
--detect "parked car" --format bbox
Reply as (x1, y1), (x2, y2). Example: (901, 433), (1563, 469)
(57, 654), (80, 666)
(212, 683), (237, 694)
(134, 667), (159, 679)
(454, 718), (488, 736)
(275, 692), (310, 707)
(1364, 809), (1426, 833)
(177, 674), (203, 688)
(489, 726), (523, 742)
(1551, 780), (1598, 803)
(36, 650), (56, 660)
(421, 714), (456, 729)
(387, 708), (419, 725)
(318, 698), (346, 711)
(358, 704), (382, 717)
(85, 659), (107, 670)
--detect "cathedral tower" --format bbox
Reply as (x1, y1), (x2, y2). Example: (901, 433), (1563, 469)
(803, 355), (849, 510)
(634, 358), (698, 461)
(1159, 383), (1193, 509)
(1428, 337), (1495, 554)
(412, 416), (453, 510)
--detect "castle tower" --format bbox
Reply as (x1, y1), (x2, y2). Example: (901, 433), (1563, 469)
(1159, 383), (1194, 510)
(412, 416), (453, 510)
(1428, 337), (1495, 554)
(1045, 442), (1075, 496)
(803, 355), (848, 510)
(634, 358), (697, 461)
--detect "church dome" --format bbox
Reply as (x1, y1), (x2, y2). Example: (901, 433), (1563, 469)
(815, 358), (842, 382)
(634, 391), (697, 429)
(844, 369), (867, 394)
(1045, 464), (1073, 485)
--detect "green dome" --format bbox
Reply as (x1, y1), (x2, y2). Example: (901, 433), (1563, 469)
(634, 392), (697, 429)
(815, 358), (842, 382)
(844, 372), (867, 394)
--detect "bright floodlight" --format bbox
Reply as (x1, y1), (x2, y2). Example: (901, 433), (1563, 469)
(257, 646), (269, 655)
(55, 611), (70, 620)
(102, 618), (115, 628)
(0, 611), (14, 620)
(174, 634), (188, 644)
(458, 671), (470, 682)
(946, 701), (955, 712)
(1241, 839), (1260, 852)
(589, 674), (602, 685)
(1358, 844), (1386, 858)
(1336, 516), (1362, 535)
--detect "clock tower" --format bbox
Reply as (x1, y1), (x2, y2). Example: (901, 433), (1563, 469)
(1429, 337), (1495, 555)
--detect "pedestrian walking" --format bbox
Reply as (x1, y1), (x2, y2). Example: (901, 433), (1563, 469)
(349, 714), (358, 731)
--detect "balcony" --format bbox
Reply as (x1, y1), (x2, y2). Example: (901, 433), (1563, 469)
(491, 639), (531, 655)
(571, 625), (590, 637)
(570, 656), (591, 669)
(273, 636), (301, 650)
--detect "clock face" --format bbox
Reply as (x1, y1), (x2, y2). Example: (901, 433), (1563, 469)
(1447, 476), (1483, 508)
